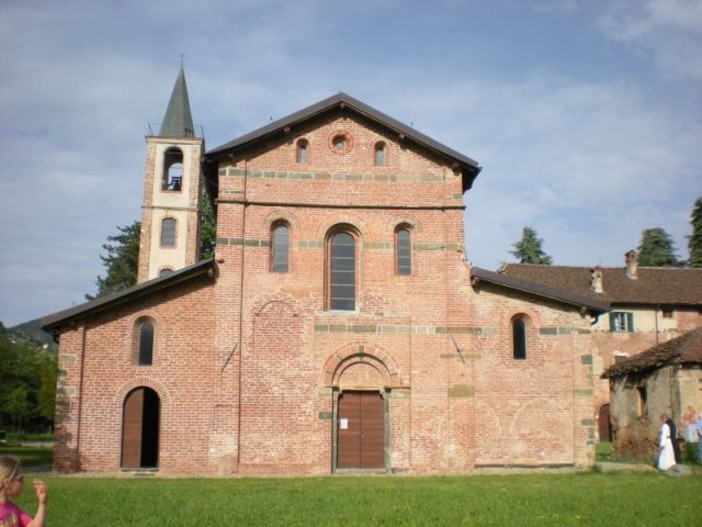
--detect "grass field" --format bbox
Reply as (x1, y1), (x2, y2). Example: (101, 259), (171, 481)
(0, 445), (53, 467)
(3, 445), (701, 526)
(9, 471), (702, 526)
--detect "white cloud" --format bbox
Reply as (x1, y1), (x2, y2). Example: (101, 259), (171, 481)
(598, 0), (702, 80)
(0, 0), (700, 327)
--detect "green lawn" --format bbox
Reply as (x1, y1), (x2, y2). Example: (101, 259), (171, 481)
(10, 471), (702, 526)
(0, 445), (53, 467)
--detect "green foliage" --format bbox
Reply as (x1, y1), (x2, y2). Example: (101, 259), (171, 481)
(88, 221), (141, 299)
(688, 197), (702, 267)
(637, 227), (681, 267)
(199, 183), (216, 261)
(0, 333), (57, 434)
(88, 189), (216, 298)
(510, 226), (553, 265)
(682, 441), (699, 464)
(595, 441), (613, 462)
(0, 445), (53, 467)
(12, 473), (702, 526)
(2, 386), (33, 432)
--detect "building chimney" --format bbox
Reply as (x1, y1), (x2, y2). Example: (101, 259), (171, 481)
(625, 250), (638, 280)
(591, 266), (604, 293)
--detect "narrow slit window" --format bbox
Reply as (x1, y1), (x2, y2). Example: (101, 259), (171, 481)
(329, 232), (355, 311)
(396, 227), (411, 275)
(374, 142), (385, 166)
(271, 223), (290, 273)
(637, 386), (648, 416)
(512, 316), (527, 360)
(296, 139), (308, 164)
(160, 218), (176, 247)
(138, 322), (154, 366)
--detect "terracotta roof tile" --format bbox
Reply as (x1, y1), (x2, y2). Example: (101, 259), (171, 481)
(500, 264), (702, 306)
(471, 267), (609, 313)
(602, 327), (702, 378)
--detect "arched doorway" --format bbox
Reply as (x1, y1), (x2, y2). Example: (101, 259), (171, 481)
(598, 404), (612, 442)
(121, 387), (160, 469)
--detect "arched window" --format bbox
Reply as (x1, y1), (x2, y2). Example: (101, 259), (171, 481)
(159, 268), (174, 278)
(374, 142), (386, 167)
(138, 321), (154, 366)
(328, 231), (356, 311)
(296, 139), (308, 164)
(512, 315), (527, 360)
(160, 218), (176, 247)
(395, 226), (411, 275)
(271, 223), (290, 273)
(162, 147), (184, 191)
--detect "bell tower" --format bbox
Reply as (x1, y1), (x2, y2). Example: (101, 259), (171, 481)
(137, 65), (204, 283)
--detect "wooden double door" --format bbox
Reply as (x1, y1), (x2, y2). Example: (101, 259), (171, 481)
(337, 391), (384, 469)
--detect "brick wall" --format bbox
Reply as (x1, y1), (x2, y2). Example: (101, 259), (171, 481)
(53, 109), (595, 475)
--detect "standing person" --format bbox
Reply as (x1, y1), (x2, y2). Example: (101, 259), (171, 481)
(0, 456), (47, 527)
(656, 414), (675, 471)
(697, 413), (702, 464)
(665, 415), (681, 464)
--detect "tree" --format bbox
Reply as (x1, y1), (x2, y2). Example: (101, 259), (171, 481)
(2, 386), (33, 434)
(0, 332), (57, 434)
(510, 226), (553, 265)
(688, 197), (702, 268)
(88, 187), (216, 298)
(637, 227), (680, 267)
(199, 185), (216, 261)
(89, 221), (141, 299)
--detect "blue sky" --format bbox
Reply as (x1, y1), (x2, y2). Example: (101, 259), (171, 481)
(1, 0), (700, 327)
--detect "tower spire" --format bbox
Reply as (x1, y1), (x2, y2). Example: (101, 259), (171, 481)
(159, 64), (195, 137)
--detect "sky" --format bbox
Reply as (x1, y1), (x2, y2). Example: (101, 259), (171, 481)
(1, 0), (701, 328)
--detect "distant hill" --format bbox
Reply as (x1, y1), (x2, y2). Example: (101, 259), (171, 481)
(3, 318), (55, 348)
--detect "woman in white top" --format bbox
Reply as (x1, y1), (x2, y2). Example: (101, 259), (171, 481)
(657, 413), (676, 470)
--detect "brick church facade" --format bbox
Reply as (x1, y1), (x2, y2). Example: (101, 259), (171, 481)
(43, 69), (608, 475)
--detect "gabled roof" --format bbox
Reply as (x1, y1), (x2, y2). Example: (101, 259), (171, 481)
(41, 259), (214, 331)
(602, 327), (702, 378)
(499, 264), (702, 306)
(471, 267), (609, 313)
(158, 66), (195, 137)
(205, 92), (482, 193)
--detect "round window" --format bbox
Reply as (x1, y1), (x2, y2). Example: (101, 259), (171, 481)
(328, 131), (353, 155)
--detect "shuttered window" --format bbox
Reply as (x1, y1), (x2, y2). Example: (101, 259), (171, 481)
(609, 312), (634, 332)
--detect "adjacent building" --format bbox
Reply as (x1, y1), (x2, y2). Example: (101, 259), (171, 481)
(602, 328), (702, 454)
(500, 255), (702, 441)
